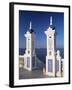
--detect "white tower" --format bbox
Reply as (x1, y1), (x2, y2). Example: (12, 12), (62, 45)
(44, 16), (56, 76)
(56, 50), (61, 77)
(24, 21), (36, 71)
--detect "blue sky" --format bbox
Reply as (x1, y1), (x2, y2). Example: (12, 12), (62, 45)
(19, 10), (64, 49)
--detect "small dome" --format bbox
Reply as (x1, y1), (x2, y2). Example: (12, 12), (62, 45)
(49, 25), (55, 30)
(29, 29), (34, 33)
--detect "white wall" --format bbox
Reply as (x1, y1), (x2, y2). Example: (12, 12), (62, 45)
(0, 0), (72, 89)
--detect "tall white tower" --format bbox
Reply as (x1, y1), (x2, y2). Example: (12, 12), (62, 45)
(44, 16), (56, 76)
(24, 21), (36, 71)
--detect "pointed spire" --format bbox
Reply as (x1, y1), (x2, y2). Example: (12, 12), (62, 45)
(50, 16), (52, 25)
(29, 21), (34, 33)
(29, 21), (32, 30)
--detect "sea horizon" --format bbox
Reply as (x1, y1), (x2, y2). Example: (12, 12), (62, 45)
(19, 48), (64, 64)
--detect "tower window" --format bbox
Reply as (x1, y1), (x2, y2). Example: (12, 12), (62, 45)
(49, 36), (51, 38)
(49, 51), (51, 55)
(28, 51), (30, 53)
(48, 59), (53, 72)
(27, 57), (30, 68)
(28, 39), (30, 40)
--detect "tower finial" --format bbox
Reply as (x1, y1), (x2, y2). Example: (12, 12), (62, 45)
(50, 16), (52, 25)
(29, 21), (32, 30)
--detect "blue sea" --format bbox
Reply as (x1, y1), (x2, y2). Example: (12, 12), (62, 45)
(19, 48), (64, 64)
